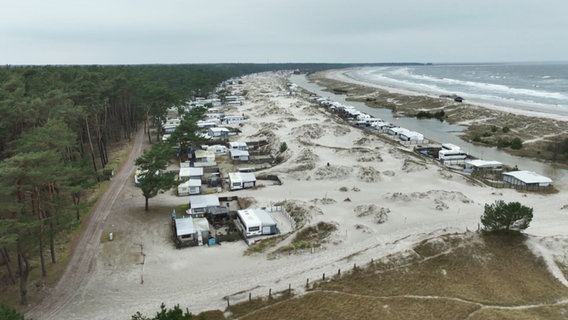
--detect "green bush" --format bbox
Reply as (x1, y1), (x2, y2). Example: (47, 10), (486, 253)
(510, 137), (523, 150)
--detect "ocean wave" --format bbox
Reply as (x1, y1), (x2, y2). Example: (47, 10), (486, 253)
(350, 67), (568, 103)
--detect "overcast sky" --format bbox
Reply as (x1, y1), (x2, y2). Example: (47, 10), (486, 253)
(1, 0), (566, 65)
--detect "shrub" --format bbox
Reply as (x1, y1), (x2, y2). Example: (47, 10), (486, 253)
(510, 137), (523, 150)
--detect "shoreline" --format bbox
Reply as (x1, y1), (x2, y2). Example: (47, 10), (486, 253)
(306, 69), (568, 167)
(329, 67), (568, 122)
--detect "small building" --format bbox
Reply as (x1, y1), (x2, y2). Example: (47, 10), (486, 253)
(194, 150), (216, 167)
(197, 120), (218, 129)
(173, 216), (210, 246)
(188, 195), (226, 217)
(179, 167), (204, 181)
(228, 172), (257, 190)
(222, 115), (246, 125)
(205, 144), (228, 155)
(386, 127), (411, 137)
(438, 149), (468, 162)
(162, 124), (178, 134)
(502, 170), (552, 187)
(236, 209), (278, 238)
(399, 131), (424, 142)
(208, 127), (230, 140)
(465, 160), (503, 172)
(177, 179), (202, 196)
(229, 141), (248, 151)
(229, 149), (250, 162)
(370, 121), (391, 130)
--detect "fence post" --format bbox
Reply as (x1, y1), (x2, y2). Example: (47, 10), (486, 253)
(226, 297), (230, 307)
(249, 292), (251, 302)
(338, 269), (341, 277)
(269, 288), (272, 299)
(323, 273), (325, 280)
(289, 283), (291, 294)
(306, 278), (309, 288)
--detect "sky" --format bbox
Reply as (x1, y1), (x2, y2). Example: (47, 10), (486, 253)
(1, 0), (567, 65)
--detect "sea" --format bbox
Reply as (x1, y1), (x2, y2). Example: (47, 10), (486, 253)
(344, 62), (568, 118)
(289, 62), (568, 185)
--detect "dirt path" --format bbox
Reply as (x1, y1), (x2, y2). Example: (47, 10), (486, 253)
(26, 128), (147, 320)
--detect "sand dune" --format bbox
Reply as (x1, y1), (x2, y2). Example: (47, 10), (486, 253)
(43, 71), (568, 320)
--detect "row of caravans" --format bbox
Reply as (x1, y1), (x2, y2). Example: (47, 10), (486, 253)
(314, 98), (426, 143)
(313, 96), (470, 162)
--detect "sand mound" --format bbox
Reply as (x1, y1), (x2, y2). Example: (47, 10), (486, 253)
(382, 170), (396, 177)
(285, 148), (319, 173)
(314, 165), (353, 180)
(311, 197), (337, 205)
(354, 137), (374, 146)
(349, 147), (383, 162)
(354, 204), (390, 224)
(275, 200), (323, 228)
(258, 102), (293, 117)
(384, 190), (474, 210)
(356, 166), (381, 182)
(402, 158), (428, 172)
(438, 169), (454, 180)
(332, 125), (351, 136)
(291, 123), (325, 140)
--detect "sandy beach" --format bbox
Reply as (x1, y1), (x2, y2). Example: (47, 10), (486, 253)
(323, 68), (568, 122)
(29, 71), (568, 320)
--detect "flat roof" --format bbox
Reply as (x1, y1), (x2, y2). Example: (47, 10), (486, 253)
(229, 141), (248, 147)
(503, 170), (552, 184)
(175, 217), (195, 236)
(230, 149), (250, 156)
(401, 131), (423, 138)
(190, 195), (220, 208)
(254, 209), (276, 226)
(195, 150), (215, 158)
(179, 167), (204, 177)
(388, 127), (410, 134)
(465, 160), (503, 168)
(177, 179), (201, 187)
(209, 127), (229, 132)
(229, 172), (256, 182)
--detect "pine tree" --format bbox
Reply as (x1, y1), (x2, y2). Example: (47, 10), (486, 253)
(481, 200), (533, 232)
(135, 143), (177, 211)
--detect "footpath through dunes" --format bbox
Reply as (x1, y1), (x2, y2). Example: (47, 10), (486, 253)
(25, 128), (147, 320)
(232, 232), (568, 320)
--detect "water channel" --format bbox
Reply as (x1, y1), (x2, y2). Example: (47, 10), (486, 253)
(289, 73), (568, 187)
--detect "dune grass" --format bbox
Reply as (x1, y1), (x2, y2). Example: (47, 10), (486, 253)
(225, 231), (568, 320)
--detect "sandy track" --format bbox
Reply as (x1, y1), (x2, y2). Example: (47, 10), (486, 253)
(26, 128), (146, 320)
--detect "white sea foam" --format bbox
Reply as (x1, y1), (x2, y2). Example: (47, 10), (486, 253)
(346, 64), (568, 119)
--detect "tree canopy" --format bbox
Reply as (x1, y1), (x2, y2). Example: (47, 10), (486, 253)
(481, 200), (533, 232)
(135, 143), (178, 211)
